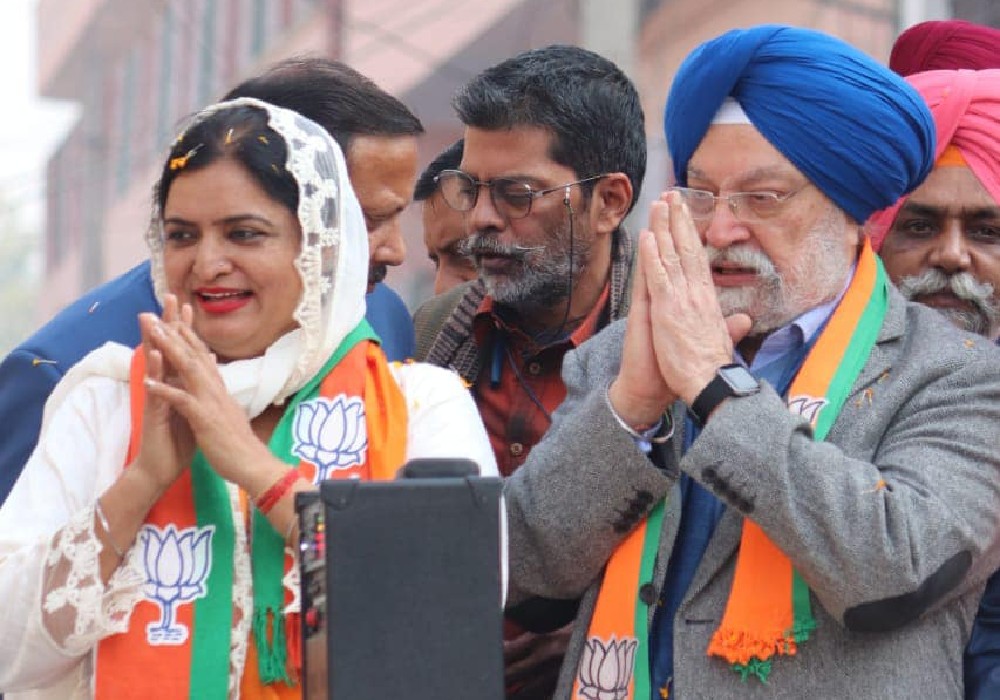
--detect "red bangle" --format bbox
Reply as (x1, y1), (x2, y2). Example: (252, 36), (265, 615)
(255, 470), (300, 515)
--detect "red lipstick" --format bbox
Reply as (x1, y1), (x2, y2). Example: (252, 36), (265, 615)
(194, 287), (253, 314)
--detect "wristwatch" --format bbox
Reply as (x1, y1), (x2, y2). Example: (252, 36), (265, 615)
(688, 363), (760, 427)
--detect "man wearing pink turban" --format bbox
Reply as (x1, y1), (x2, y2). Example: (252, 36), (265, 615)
(891, 20), (1000, 76)
(870, 69), (1000, 342)
(868, 68), (1000, 699)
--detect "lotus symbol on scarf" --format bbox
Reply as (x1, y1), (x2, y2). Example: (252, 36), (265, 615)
(140, 524), (214, 645)
(577, 635), (638, 700)
(292, 394), (368, 481)
(787, 394), (829, 425)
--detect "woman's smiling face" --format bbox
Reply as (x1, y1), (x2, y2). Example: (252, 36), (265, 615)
(161, 157), (303, 362)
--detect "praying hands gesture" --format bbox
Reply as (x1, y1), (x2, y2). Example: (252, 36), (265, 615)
(608, 191), (751, 429)
(129, 295), (197, 495)
(140, 294), (290, 500)
(93, 294), (286, 579)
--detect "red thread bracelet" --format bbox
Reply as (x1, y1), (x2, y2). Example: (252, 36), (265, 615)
(255, 470), (300, 515)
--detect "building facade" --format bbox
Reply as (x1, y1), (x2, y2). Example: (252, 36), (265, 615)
(37, 0), (960, 323)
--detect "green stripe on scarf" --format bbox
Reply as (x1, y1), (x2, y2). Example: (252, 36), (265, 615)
(783, 260), (888, 663)
(813, 260), (889, 441)
(632, 500), (665, 699)
(251, 320), (378, 684)
(790, 572), (816, 644)
(749, 257), (889, 680)
(189, 450), (236, 698)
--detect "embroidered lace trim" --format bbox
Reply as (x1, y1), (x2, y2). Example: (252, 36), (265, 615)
(226, 483), (298, 697)
(145, 97), (367, 404)
(41, 504), (145, 655)
(229, 483), (253, 699)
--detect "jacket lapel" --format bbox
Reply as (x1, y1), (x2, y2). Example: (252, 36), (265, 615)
(679, 509), (744, 609)
(679, 284), (908, 607)
(844, 284), (906, 402)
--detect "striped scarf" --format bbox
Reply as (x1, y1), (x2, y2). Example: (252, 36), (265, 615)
(94, 321), (408, 698)
(574, 242), (888, 697)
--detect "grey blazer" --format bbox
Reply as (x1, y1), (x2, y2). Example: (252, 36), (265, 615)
(505, 286), (1000, 699)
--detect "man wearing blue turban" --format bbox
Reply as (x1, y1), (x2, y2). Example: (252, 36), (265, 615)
(503, 25), (1000, 698)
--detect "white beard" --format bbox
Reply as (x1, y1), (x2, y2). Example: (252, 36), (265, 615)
(709, 206), (855, 334)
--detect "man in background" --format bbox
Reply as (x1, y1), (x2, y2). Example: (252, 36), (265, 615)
(871, 70), (1000, 342)
(414, 44), (646, 699)
(413, 139), (477, 295)
(890, 19), (1000, 76)
(868, 65), (1000, 698)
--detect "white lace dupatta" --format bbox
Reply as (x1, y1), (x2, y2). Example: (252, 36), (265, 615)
(46, 99), (370, 426)
(144, 97), (371, 415)
(25, 100), (372, 699)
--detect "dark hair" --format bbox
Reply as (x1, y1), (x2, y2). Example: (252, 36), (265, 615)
(223, 57), (424, 154)
(453, 45), (646, 213)
(413, 139), (464, 202)
(155, 106), (297, 216)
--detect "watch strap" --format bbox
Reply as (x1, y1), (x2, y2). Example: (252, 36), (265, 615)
(688, 364), (758, 427)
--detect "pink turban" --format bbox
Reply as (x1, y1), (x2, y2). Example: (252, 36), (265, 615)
(890, 20), (1000, 76)
(868, 69), (1000, 250)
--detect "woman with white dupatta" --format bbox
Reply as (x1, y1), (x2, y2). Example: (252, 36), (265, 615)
(0, 98), (497, 699)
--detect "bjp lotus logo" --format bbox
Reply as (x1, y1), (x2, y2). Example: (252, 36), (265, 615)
(140, 524), (214, 645)
(292, 394), (368, 481)
(577, 635), (638, 700)
(787, 394), (828, 425)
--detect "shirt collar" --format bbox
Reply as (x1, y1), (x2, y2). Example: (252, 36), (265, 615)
(475, 283), (611, 352)
(739, 260), (857, 370)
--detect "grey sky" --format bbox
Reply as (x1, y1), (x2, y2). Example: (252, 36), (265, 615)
(0, 0), (79, 227)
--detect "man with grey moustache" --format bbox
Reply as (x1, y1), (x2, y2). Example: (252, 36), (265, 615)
(411, 44), (646, 700)
(870, 69), (1000, 342)
(505, 26), (1000, 699)
(866, 68), (1000, 699)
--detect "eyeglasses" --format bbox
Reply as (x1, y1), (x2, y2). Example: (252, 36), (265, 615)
(668, 184), (810, 225)
(435, 170), (606, 220)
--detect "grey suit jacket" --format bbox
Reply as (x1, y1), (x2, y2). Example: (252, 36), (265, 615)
(505, 286), (1000, 699)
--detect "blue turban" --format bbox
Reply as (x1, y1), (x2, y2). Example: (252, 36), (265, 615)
(665, 25), (936, 223)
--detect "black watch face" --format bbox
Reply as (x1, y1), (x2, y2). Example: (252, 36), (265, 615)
(719, 365), (760, 395)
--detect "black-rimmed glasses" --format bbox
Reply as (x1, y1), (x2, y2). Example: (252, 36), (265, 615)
(436, 170), (606, 220)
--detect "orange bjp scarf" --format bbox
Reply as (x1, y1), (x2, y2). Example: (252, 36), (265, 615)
(574, 242), (888, 696)
(94, 321), (408, 698)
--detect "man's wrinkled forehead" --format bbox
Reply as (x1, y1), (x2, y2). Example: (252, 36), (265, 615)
(686, 123), (805, 188)
(902, 166), (1000, 219)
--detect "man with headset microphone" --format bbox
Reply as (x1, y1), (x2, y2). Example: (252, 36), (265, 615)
(412, 44), (646, 700)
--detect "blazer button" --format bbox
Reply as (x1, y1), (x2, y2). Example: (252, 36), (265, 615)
(639, 582), (658, 606)
(509, 442), (524, 456)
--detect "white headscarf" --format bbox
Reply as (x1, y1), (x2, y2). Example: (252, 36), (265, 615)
(45, 98), (371, 423)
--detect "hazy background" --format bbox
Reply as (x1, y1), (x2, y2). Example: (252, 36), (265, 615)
(6, 0), (997, 358)
(0, 0), (77, 355)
